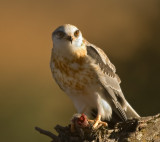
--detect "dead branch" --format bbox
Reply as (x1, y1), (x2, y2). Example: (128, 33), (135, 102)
(35, 114), (160, 142)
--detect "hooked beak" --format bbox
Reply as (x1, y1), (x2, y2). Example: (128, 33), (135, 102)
(65, 36), (73, 43)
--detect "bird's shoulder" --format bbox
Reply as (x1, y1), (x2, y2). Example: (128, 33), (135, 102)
(83, 38), (121, 84)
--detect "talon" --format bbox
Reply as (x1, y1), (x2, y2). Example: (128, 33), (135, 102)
(89, 114), (108, 128)
(88, 119), (94, 123)
(70, 123), (75, 133)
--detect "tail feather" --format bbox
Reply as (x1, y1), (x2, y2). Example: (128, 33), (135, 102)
(125, 102), (140, 118)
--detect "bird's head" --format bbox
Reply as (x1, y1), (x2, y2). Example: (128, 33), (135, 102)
(52, 24), (84, 56)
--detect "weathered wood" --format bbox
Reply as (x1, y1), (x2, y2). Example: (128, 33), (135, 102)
(35, 114), (160, 142)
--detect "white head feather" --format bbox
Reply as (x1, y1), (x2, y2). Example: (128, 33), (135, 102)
(52, 24), (84, 56)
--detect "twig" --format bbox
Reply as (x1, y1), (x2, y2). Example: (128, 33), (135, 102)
(35, 127), (59, 141)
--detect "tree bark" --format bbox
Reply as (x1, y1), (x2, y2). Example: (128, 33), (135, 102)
(35, 113), (160, 142)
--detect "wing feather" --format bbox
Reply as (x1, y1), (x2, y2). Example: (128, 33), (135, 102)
(86, 43), (121, 91)
(85, 41), (127, 121)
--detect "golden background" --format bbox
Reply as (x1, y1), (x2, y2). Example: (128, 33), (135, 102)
(0, 0), (160, 141)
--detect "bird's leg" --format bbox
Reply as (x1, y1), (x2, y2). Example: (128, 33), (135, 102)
(70, 122), (75, 133)
(88, 114), (108, 128)
(93, 114), (101, 128)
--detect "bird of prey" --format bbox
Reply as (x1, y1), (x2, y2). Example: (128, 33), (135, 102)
(50, 24), (140, 128)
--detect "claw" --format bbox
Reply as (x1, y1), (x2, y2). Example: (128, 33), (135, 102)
(70, 123), (75, 133)
(89, 114), (108, 128)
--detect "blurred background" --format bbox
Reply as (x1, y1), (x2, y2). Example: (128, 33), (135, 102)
(0, 0), (160, 141)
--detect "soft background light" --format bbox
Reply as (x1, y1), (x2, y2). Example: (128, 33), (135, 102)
(0, 0), (160, 142)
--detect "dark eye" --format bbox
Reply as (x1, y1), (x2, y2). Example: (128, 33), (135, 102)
(74, 30), (80, 37)
(56, 31), (65, 38)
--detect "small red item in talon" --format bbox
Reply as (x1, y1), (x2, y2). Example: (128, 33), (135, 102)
(77, 113), (89, 127)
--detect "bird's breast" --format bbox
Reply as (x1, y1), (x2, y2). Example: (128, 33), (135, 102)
(51, 54), (98, 95)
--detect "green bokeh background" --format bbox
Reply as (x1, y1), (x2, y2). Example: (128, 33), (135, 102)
(0, 0), (160, 141)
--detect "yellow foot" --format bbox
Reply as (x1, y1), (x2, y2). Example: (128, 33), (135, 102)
(88, 114), (108, 128)
(93, 120), (108, 128)
(70, 123), (75, 133)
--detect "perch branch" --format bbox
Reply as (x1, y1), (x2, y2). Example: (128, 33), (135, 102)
(35, 113), (160, 142)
